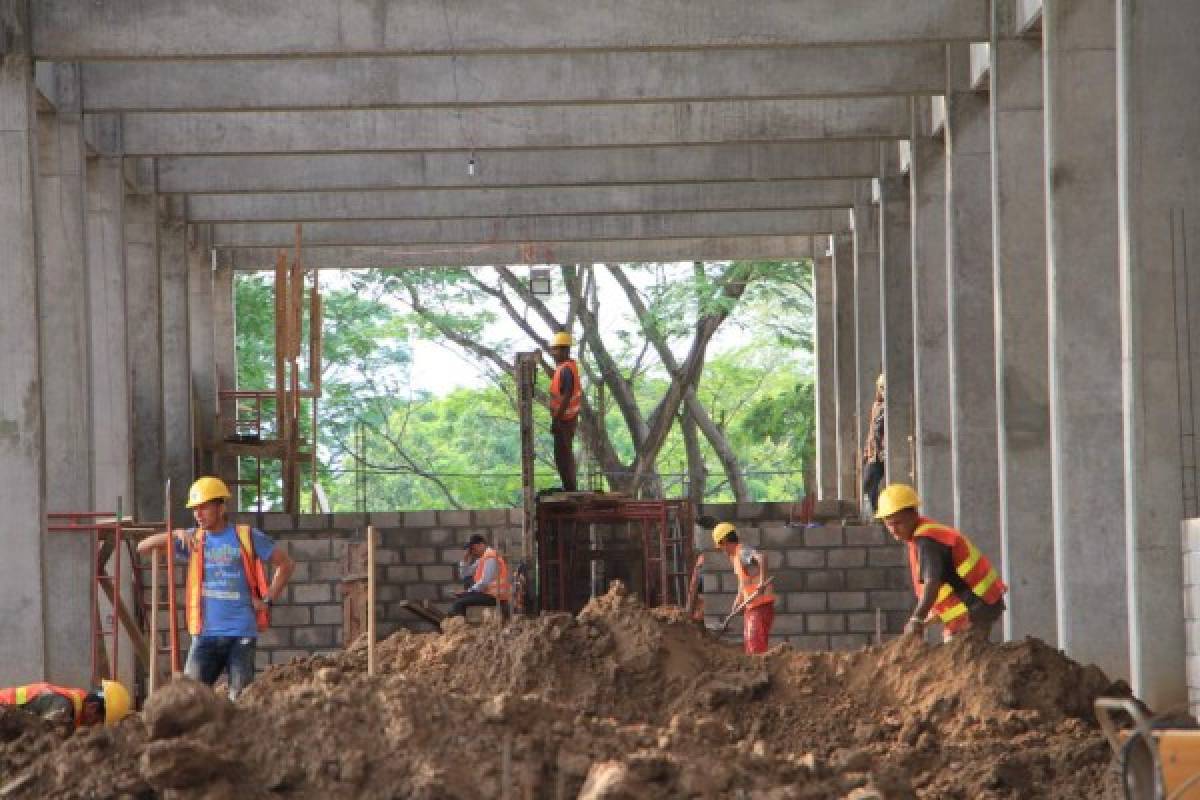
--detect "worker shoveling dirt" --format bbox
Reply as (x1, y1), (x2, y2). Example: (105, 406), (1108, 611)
(2, 583), (1128, 799)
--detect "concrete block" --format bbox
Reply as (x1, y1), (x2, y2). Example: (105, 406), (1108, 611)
(845, 568), (890, 590)
(787, 593), (827, 613)
(311, 560), (343, 581)
(1188, 655), (1200, 689)
(257, 627), (290, 648)
(373, 548), (397, 565)
(830, 634), (869, 651)
(785, 549), (826, 568)
(403, 510), (437, 527)
(386, 565), (420, 582)
(262, 512), (295, 531)
(886, 569), (913, 590)
(763, 550), (784, 569)
(844, 525), (886, 546)
(805, 613), (846, 633)
(704, 593), (737, 614)
(375, 585), (404, 603)
(438, 510), (472, 527)
(406, 583), (441, 601)
(508, 509), (524, 525)
(288, 538), (331, 560)
(789, 634), (830, 651)
(313, 604), (342, 625)
(296, 513), (332, 530)
(331, 539), (348, 559)
(829, 591), (868, 611)
(426, 527), (457, 546)
(383, 529), (418, 548)
(255, 651), (270, 671)
(847, 613), (879, 633)
(828, 548), (866, 568)
(1185, 519), (1200, 553)
(719, 573), (739, 593)
(805, 526), (844, 547)
(771, 614), (806, 635)
(331, 512), (367, 530)
(770, 570), (804, 593)
(734, 527), (762, 547)
(271, 650), (309, 665)
(292, 583), (333, 604)
(737, 502), (766, 520)
(762, 526), (800, 547)
(440, 547), (466, 563)
(805, 571), (846, 591)
(288, 561), (311, 583)
(868, 546), (905, 567)
(404, 547), (437, 564)
(368, 512), (403, 528)
(293, 626), (337, 648)
(868, 590), (913, 611)
(271, 605), (311, 626)
(422, 565), (454, 583)
(475, 509), (509, 526)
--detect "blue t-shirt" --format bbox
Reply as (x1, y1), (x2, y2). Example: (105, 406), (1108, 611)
(175, 525), (276, 637)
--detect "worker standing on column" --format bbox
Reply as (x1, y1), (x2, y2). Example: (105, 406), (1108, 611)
(0, 680), (131, 730)
(875, 484), (1007, 641)
(712, 522), (776, 654)
(138, 476), (295, 699)
(862, 374), (886, 516)
(549, 330), (582, 492)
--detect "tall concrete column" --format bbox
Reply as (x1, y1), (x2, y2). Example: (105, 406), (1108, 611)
(189, 224), (217, 477)
(1044, 0), (1128, 679)
(213, 255), (239, 505)
(124, 160), (164, 523)
(1116, 0), (1196, 708)
(879, 168), (915, 488)
(989, 4), (1055, 644)
(910, 106), (954, 523)
(814, 243), (838, 501)
(159, 196), (193, 523)
(944, 44), (1001, 563)
(832, 233), (858, 502)
(0, 7), (48, 684)
(35, 63), (93, 686)
(853, 193), (882, 513)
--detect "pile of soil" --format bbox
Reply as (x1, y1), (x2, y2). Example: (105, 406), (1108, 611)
(2, 584), (1128, 799)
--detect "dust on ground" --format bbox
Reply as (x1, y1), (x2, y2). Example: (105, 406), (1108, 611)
(1, 584), (1128, 799)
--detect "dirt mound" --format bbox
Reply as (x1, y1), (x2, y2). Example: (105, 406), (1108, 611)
(2, 585), (1125, 799)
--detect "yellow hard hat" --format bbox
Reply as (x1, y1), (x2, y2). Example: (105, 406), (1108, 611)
(551, 331), (573, 348)
(186, 476), (231, 508)
(711, 522), (736, 547)
(875, 484), (920, 519)
(101, 680), (131, 726)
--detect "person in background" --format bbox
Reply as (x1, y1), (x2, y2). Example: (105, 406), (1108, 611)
(548, 330), (582, 492)
(862, 373), (886, 516)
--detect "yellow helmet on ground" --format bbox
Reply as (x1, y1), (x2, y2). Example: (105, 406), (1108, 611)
(551, 331), (573, 347)
(711, 522), (736, 547)
(875, 484), (920, 519)
(186, 476), (231, 508)
(101, 680), (131, 726)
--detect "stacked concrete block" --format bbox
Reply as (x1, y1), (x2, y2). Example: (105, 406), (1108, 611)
(1184, 519), (1200, 716)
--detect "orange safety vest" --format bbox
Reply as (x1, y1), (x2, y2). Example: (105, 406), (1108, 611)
(0, 683), (88, 727)
(185, 524), (271, 637)
(473, 547), (512, 603)
(549, 360), (582, 422)
(907, 519), (1007, 633)
(731, 544), (775, 609)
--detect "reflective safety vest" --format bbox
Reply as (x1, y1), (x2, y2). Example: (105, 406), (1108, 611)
(0, 683), (88, 727)
(473, 547), (511, 603)
(185, 524), (271, 636)
(908, 519), (1006, 633)
(731, 544), (775, 609)
(549, 360), (582, 422)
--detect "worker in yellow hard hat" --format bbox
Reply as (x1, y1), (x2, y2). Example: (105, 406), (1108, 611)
(138, 476), (295, 699)
(875, 484), (1007, 641)
(862, 373), (886, 516)
(0, 679), (131, 730)
(712, 522), (776, 654)
(548, 330), (582, 492)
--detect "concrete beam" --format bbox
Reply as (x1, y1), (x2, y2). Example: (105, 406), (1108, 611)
(225, 236), (816, 270)
(116, 98), (912, 156)
(814, 245), (838, 501)
(213, 210), (850, 248)
(187, 181), (861, 223)
(34, 1), (988, 59)
(159, 198), (193, 526)
(832, 233), (859, 501)
(79, 46), (947, 112)
(158, 143), (883, 194)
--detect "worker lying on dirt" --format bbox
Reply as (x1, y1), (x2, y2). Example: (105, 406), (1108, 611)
(875, 483), (1007, 641)
(712, 522), (776, 654)
(0, 680), (131, 730)
(548, 330), (582, 492)
(138, 476), (295, 699)
(447, 534), (511, 618)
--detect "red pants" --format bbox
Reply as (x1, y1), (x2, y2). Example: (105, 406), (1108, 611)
(743, 602), (775, 655)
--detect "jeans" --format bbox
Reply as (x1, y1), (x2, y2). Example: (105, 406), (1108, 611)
(184, 635), (257, 700)
(551, 417), (578, 492)
(862, 460), (885, 515)
(448, 591), (497, 618)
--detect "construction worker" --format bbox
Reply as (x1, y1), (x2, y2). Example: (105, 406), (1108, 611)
(862, 373), (886, 516)
(137, 476), (295, 699)
(875, 483), (1007, 641)
(0, 679), (131, 730)
(448, 534), (511, 618)
(712, 522), (776, 654)
(548, 330), (582, 492)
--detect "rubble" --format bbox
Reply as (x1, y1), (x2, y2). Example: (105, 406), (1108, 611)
(2, 584), (1124, 798)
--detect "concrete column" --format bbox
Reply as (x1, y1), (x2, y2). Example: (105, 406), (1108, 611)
(944, 44), (1001, 563)
(910, 107), (954, 523)
(35, 63), (93, 686)
(124, 160), (164, 523)
(1116, 0), (1196, 708)
(832, 233), (858, 501)
(189, 224), (217, 477)
(853, 193), (882, 512)
(159, 196), (193, 524)
(213, 256), (238, 503)
(814, 242), (838, 501)
(1044, 0), (1128, 680)
(0, 11), (48, 684)
(879, 168), (915, 488)
(989, 5), (1055, 644)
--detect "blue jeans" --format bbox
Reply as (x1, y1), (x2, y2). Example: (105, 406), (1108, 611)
(184, 635), (257, 700)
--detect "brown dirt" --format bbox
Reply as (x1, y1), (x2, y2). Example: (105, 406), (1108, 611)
(1, 584), (1127, 799)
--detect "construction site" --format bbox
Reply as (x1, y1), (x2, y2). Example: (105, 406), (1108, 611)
(3, 1), (1200, 798)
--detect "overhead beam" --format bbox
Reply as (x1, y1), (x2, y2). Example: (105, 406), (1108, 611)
(79, 46), (946, 111)
(34, 1), (988, 59)
(157, 143), (882, 194)
(187, 180), (861, 223)
(116, 98), (911, 155)
(212, 210), (849, 248)
(225, 236), (817, 270)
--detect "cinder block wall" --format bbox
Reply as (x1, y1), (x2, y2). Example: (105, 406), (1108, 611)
(143, 504), (911, 671)
(1185, 519), (1200, 716)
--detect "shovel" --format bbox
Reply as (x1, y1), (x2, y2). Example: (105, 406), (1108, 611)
(708, 577), (775, 634)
